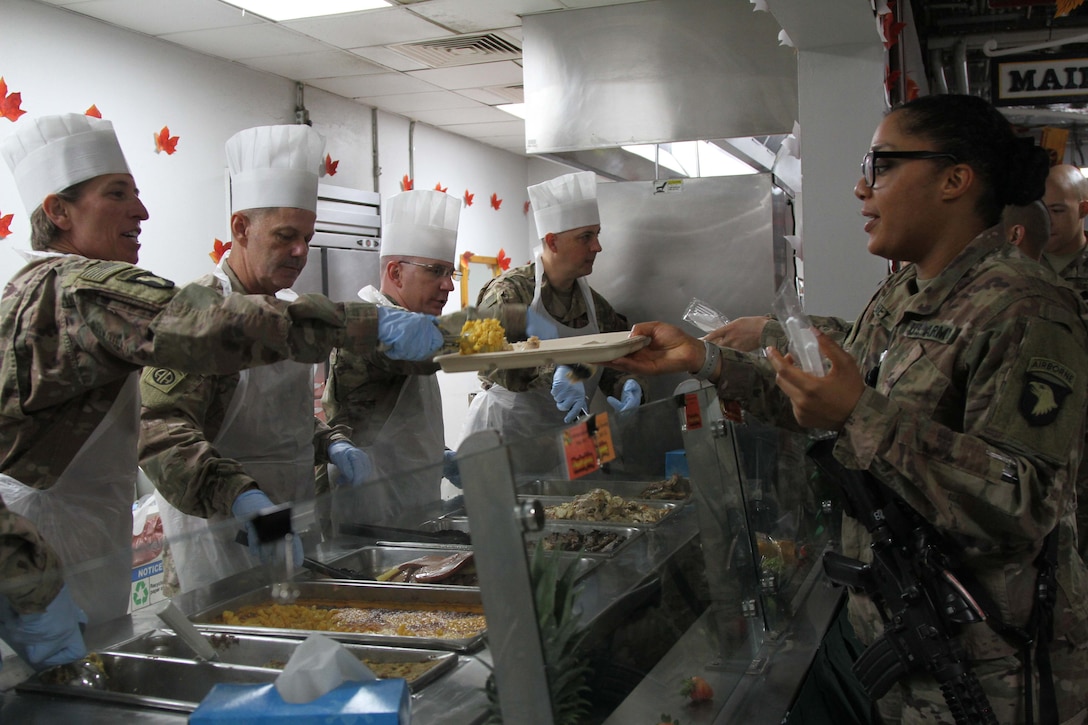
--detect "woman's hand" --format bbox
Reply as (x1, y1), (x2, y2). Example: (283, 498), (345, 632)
(766, 330), (865, 430)
(608, 321), (704, 376)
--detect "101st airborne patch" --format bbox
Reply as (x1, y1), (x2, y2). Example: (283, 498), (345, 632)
(1019, 357), (1075, 427)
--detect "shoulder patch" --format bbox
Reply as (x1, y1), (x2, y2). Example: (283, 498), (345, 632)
(78, 261), (130, 283)
(1020, 357), (1074, 427)
(904, 320), (958, 344)
(141, 366), (187, 395)
(119, 269), (175, 290)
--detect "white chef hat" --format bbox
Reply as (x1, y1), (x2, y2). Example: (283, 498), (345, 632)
(0, 113), (131, 214)
(381, 189), (460, 264)
(227, 125), (325, 214)
(528, 170), (600, 238)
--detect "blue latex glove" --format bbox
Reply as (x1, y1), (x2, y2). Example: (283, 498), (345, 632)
(328, 441), (372, 487)
(232, 489), (304, 567)
(551, 365), (588, 424)
(442, 449), (462, 488)
(607, 379), (643, 413)
(526, 308), (559, 340)
(0, 585), (87, 671)
(376, 307), (442, 361)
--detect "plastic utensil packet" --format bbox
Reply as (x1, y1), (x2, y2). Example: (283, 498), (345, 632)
(771, 280), (826, 377)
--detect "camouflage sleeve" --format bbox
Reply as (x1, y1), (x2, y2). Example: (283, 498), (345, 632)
(713, 348), (803, 431)
(63, 260), (379, 373)
(312, 416), (352, 465)
(138, 368), (256, 519)
(836, 310), (1087, 544)
(760, 315), (855, 352)
(475, 268), (541, 392)
(0, 496), (62, 613)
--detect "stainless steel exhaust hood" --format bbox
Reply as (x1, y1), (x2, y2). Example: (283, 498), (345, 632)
(522, 0), (798, 173)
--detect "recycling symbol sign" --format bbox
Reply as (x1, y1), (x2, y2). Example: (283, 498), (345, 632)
(133, 580), (149, 607)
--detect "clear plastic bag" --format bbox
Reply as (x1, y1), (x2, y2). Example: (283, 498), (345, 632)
(682, 297), (730, 334)
(771, 280), (826, 377)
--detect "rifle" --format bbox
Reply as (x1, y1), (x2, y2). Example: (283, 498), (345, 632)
(808, 437), (998, 725)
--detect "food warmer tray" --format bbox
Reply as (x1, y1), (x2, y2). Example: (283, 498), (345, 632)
(188, 581), (487, 652)
(516, 478), (692, 503)
(315, 545), (600, 584)
(528, 495), (680, 528)
(420, 518), (644, 559)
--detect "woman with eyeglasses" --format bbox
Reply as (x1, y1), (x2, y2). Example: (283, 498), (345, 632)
(610, 94), (1088, 723)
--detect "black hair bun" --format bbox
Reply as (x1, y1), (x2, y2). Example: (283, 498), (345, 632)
(1001, 137), (1050, 206)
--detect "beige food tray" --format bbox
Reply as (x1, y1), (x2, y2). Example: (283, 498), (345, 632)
(434, 331), (649, 372)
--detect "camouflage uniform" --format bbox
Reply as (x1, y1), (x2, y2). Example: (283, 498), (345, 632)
(713, 227), (1088, 723)
(0, 498), (60, 612)
(1049, 243), (1088, 306)
(138, 263), (351, 520)
(475, 262), (639, 398)
(0, 254), (378, 608)
(761, 315), (855, 353)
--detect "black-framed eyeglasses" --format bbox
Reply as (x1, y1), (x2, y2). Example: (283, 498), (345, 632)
(860, 150), (958, 188)
(398, 260), (462, 281)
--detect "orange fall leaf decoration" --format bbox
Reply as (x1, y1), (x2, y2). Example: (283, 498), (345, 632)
(435, 182), (447, 193)
(462, 251), (474, 265)
(495, 247), (511, 271)
(401, 174), (414, 191)
(324, 154), (339, 176)
(881, 3), (905, 50)
(490, 193), (502, 210)
(85, 104), (102, 119)
(0, 212), (13, 239)
(0, 77), (26, 123)
(209, 238), (231, 264)
(464, 190), (474, 207)
(523, 200), (531, 215)
(1056, 0), (1087, 18)
(154, 125), (179, 155)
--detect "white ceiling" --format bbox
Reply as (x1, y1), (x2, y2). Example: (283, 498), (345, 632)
(35, 0), (653, 156)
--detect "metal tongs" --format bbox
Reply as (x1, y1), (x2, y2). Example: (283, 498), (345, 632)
(234, 503), (301, 604)
(435, 306), (479, 353)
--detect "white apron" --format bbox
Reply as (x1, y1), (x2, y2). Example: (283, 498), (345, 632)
(332, 287), (444, 525)
(155, 258), (315, 593)
(0, 249), (136, 625)
(462, 249), (603, 447)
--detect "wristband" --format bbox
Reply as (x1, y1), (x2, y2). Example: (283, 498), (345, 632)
(693, 339), (721, 381)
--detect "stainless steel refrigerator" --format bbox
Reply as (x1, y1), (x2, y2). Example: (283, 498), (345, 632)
(293, 183), (383, 303)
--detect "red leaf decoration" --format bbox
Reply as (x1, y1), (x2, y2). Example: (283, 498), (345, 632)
(154, 126), (179, 155)
(435, 182), (447, 193)
(401, 174), (414, 191)
(209, 238), (231, 264)
(462, 251), (474, 265)
(0, 212), (13, 239)
(85, 104), (102, 119)
(490, 193), (502, 210)
(884, 68), (901, 99)
(523, 200), (531, 215)
(905, 75), (920, 102)
(0, 78), (26, 123)
(324, 154), (339, 176)
(881, 3), (906, 49)
(496, 248), (511, 271)
(464, 190), (474, 207)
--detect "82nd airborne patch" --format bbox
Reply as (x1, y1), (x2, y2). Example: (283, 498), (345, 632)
(1019, 357), (1075, 427)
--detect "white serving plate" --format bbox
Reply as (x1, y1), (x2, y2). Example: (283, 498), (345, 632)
(435, 331), (649, 373)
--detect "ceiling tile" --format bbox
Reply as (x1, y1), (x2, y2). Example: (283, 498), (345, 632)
(308, 72), (441, 98)
(159, 23), (329, 60)
(32, 0), (95, 5)
(55, 0), (256, 36)
(356, 90), (481, 113)
(558, 0), (651, 7)
(242, 50), (387, 79)
(283, 7), (451, 49)
(406, 0), (564, 34)
(438, 119), (525, 139)
(456, 87), (514, 105)
(407, 60), (523, 90)
(347, 46), (430, 72)
(409, 104), (513, 125)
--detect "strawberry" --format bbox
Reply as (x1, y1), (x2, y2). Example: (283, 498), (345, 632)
(680, 675), (713, 702)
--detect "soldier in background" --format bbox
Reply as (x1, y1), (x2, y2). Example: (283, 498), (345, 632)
(1042, 164), (1088, 299)
(0, 114), (442, 664)
(612, 95), (1088, 722)
(1001, 200), (1051, 262)
(138, 125), (371, 593)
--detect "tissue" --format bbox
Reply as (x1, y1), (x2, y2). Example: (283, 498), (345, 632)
(276, 633), (376, 703)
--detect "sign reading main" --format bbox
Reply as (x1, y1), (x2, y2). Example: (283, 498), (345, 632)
(991, 53), (1088, 106)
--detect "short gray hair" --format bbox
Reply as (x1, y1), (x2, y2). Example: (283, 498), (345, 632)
(28, 182), (87, 251)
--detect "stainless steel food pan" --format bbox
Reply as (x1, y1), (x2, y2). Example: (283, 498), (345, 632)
(320, 545), (599, 583)
(516, 478), (692, 502)
(529, 495), (680, 528)
(420, 519), (644, 559)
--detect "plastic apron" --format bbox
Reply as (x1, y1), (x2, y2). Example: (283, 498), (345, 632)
(332, 287), (444, 526)
(461, 249), (603, 458)
(155, 256), (315, 593)
(0, 249), (137, 624)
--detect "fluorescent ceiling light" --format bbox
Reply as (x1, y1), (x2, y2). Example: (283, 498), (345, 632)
(622, 141), (758, 178)
(223, 0), (389, 21)
(497, 103), (527, 119)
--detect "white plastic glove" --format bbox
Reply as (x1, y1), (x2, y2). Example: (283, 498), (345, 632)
(328, 441), (372, 487)
(376, 307), (443, 360)
(551, 365), (588, 424)
(0, 584), (87, 671)
(442, 449), (462, 488)
(232, 489), (304, 567)
(607, 379), (643, 413)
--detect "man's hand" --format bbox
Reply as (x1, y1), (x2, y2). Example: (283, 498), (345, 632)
(328, 441), (372, 487)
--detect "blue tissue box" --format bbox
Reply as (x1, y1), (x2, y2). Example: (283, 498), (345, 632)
(665, 449), (689, 477)
(189, 678), (410, 724)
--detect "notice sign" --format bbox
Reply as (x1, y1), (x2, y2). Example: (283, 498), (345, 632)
(561, 422), (599, 479)
(991, 53), (1088, 106)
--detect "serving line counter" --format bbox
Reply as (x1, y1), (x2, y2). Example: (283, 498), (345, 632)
(0, 386), (841, 723)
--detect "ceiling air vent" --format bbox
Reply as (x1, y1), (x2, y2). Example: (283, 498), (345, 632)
(387, 33), (521, 69)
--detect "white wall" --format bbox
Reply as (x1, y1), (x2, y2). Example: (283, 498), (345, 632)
(0, 0), (541, 449)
